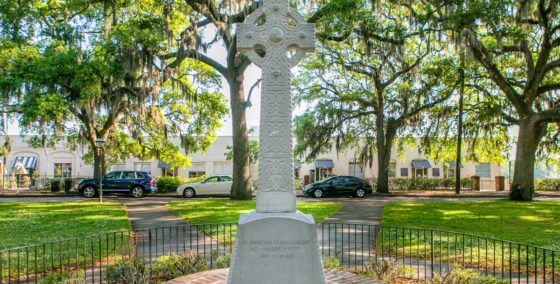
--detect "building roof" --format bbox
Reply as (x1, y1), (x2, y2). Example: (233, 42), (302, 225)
(411, 159), (431, 168)
(315, 159), (334, 169)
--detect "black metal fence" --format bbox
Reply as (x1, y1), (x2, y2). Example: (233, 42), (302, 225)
(0, 175), (91, 193)
(1, 223), (558, 283)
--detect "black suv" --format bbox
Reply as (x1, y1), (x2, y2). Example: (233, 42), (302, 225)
(303, 176), (373, 198)
(78, 171), (157, 198)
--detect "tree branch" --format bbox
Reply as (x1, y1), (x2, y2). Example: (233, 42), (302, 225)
(466, 30), (527, 114)
(169, 47), (227, 77)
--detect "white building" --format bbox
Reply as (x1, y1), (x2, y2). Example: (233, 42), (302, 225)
(1, 135), (503, 189)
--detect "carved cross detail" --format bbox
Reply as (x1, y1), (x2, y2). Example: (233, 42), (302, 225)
(237, 0), (315, 213)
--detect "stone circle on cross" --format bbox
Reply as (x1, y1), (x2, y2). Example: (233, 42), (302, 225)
(237, 0), (315, 68)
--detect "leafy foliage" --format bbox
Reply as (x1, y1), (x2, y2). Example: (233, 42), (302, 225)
(156, 175), (205, 193)
(295, 0), (457, 192)
(0, 0), (228, 176)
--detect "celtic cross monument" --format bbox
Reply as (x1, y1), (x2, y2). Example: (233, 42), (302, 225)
(228, 0), (325, 283)
(238, 0), (314, 213)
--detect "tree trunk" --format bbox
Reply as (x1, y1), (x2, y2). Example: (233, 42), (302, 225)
(510, 117), (544, 201)
(228, 73), (253, 200)
(376, 120), (396, 194)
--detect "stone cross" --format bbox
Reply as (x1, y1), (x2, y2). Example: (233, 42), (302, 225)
(237, 0), (315, 213)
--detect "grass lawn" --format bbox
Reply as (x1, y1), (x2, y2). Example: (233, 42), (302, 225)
(381, 200), (560, 250)
(0, 202), (131, 280)
(0, 202), (131, 250)
(166, 199), (342, 245)
(380, 200), (560, 278)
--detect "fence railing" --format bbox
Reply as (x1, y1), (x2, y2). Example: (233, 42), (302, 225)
(0, 175), (91, 193)
(1, 223), (558, 283)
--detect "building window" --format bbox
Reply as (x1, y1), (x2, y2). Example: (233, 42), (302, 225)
(134, 162), (151, 173)
(400, 168), (408, 177)
(444, 165), (454, 178)
(54, 163), (72, 178)
(413, 168), (428, 178)
(432, 168), (440, 177)
(348, 162), (363, 178)
(475, 163), (491, 178)
(162, 167), (179, 177)
(315, 168), (333, 181)
(214, 162), (233, 175)
(388, 160), (397, 178)
(188, 163), (206, 178)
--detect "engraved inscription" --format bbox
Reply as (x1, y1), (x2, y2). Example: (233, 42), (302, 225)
(242, 239), (309, 260)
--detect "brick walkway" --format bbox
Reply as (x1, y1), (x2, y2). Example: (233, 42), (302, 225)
(167, 268), (382, 284)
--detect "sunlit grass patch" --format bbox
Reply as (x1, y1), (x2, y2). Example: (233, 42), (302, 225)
(379, 200), (560, 280)
(166, 199), (342, 245)
(0, 201), (131, 281)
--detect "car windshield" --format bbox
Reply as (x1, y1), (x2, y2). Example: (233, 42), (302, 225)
(319, 177), (335, 183)
(205, 177), (219, 183)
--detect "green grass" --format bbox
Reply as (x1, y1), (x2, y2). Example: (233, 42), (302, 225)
(381, 200), (560, 250)
(166, 199), (342, 245)
(380, 200), (560, 278)
(0, 202), (131, 250)
(0, 202), (131, 281)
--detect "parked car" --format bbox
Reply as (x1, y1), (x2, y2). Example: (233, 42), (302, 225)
(177, 175), (233, 198)
(77, 171), (157, 198)
(303, 176), (373, 198)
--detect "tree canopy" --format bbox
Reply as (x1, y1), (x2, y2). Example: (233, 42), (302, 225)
(0, 0), (227, 176)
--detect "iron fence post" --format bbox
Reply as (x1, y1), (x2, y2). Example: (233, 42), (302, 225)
(430, 229), (435, 278)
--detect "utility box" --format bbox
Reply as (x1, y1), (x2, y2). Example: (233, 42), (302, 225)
(495, 176), (505, 191)
(471, 176), (481, 191)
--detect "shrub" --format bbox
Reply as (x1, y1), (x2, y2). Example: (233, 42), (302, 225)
(150, 253), (208, 281)
(212, 250), (231, 268)
(430, 268), (507, 284)
(364, 259), (413, 282)
(156, 176), (205, 193)
(105, 258), (150, 284)
(535, 179), (560, 191)
(387, 178), (472, 191)
(39, 270), (85, 284)
(321, 255), (340, 269)
(294, 179), (303, 191)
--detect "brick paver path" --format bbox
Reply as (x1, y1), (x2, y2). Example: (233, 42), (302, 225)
(167, 268), (382, 284)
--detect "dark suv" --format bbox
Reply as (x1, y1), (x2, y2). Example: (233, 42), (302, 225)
(303, 176), (373, 198)
(78, 171), (157, 198)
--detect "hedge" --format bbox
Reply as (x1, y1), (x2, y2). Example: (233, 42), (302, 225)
(535, 179), (560, 191)
(156, 176), (205, 193)
(367, 177), (473, 191)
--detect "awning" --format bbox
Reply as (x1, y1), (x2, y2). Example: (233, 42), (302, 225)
(11, 156), (37, 169)
(411, 159), (431, 168)
(158, 161), (170, 169)
(293, 161), (301, 170)
(315, 159), (334, 169)
(449, 161), (464, 169)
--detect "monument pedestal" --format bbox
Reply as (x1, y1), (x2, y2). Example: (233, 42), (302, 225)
(228, 211), (326, 284)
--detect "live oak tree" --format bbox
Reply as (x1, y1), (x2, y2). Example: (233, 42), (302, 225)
(438, 0), (560, 200)
(162, 0), (353, 199)
(294, 1), (457, 193)
(160, 0), (261, 200)
(0, 0), (227, 178)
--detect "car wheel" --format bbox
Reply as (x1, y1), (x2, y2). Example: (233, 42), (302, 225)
(355, 188), (366, 198)
(131, 186), (145, 198)
(183, 188), (195, 198)
(82, 186), (97, 198)
(313, 189), (323, 198)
